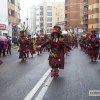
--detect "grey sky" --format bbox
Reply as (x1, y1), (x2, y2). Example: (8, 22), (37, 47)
(20, 0), (65, 20)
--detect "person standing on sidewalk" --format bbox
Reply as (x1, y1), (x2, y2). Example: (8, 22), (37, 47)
(3, 41), (7, 56)
(7, 38), (11, 54)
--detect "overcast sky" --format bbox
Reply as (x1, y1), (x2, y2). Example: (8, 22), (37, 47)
(20, 0), (65, 21)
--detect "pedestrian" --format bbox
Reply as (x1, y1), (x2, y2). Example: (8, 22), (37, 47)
(3, 41), (7, 56)
(7, 38), (12, 54)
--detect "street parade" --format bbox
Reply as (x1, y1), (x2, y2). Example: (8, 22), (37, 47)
(1, 0), (100, 100)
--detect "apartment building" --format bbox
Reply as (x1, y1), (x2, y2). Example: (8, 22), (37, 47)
(28, 5), (36, 34)
(65, 0), (84, 34)
(36, 3), (44, 34)
(52, 2), (65, 31)
(99, 0), (100, 34)
(0, 0), (21, 36)
(36, 1), (65, 35)
(83, 0), (88, 32)
(88, 0), (99, 32)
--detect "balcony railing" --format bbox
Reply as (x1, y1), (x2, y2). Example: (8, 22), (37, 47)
(83, 0), (88, 6)
(8, 2), (15, 11)
(83, 19), (88, 24)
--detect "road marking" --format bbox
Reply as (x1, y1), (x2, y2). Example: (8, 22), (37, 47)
(35, 76), (54, 100)
(24, 68), (51, 100)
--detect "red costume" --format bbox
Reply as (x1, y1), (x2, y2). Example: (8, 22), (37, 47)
(40, 26), (72, 77)
(89, 35), (99, 62)
(26, 35), (35, 57)
(18, 31), (27, 62)
(36, 37), (42, 55)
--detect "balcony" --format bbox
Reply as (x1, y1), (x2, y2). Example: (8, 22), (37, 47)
(8, 0), (15, 4)
(83, 0), (88, 5)
(83, 19), (88, 25)
(8, 15), (17, 23)
(83, 11), (88, 16)
(83, 7), (88, 15)
(8, 2), (15, 11)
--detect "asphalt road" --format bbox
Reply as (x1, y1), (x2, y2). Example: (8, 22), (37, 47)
(0, 47), (100, 100)
(0, 49), (49, 100)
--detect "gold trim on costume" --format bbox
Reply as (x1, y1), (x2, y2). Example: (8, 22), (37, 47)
(49, 52), (58, 57)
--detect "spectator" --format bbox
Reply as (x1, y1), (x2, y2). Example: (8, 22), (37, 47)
(3, 41), (7, 56)
(7, 38), (11, 54)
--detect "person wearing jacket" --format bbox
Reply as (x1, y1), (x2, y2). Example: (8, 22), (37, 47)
(7, 38), (11, 54)
(3, 41), (7, 56)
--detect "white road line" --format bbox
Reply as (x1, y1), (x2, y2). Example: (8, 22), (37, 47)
(24, 68), (51, 100)
(35, 76), (54, 100)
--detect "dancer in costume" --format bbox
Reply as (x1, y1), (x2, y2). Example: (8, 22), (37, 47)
(38, 26), (72, 77)
(89, 34), (99, 62)
(18, 31), (27, 62)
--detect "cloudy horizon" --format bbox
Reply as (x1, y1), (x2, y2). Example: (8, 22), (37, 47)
(20, 0), (65, 21)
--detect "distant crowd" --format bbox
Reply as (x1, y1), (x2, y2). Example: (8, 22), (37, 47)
(0, 38), (12, 57)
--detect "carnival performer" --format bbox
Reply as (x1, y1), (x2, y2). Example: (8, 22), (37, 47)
(64, 35), (71, 56)
(18, 31), (28, 62)
(27, 35), (35, 57)
(89, 34), (99, 62)
(32, 37), (37, 52)
(98, 39), (100, 59)
(38, 26), (72, 77)
(36, 37), (42, 55)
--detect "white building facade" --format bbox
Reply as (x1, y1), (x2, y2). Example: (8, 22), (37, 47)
(35, 2), (65, 35)
(0, 0), (21, 37)
(28, 5), (36, 35)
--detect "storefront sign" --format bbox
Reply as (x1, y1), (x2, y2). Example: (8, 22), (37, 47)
(0, 24), (6, 30)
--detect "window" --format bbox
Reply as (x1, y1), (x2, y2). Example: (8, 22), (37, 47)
(65, 6), (67, 10)
(47, 17), (52, 22)
(65, 0), (68, 2)
(47, 28), (52, 33)
(92, 25), (93, 29)
(56, 13), (59, 16)
(36, 19), (39, 21)
(40, 12), (43, 15)
(65, 14), (67, 18)
(47, 23), (52, 27)
(47, 6), (52, 10)
(40, 6), (43, 10)
(57, 18), (59, 21)
(65, 21), (67, 25)
(40, 18), (43, 21)
(57, 7), (59, 10)
(47, 12), (52, 16)
(36, 14), (39, 16)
